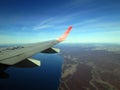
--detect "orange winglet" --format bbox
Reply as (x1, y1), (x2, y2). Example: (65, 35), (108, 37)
(57, 26), (72, 42)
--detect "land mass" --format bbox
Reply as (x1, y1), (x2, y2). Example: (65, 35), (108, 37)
(58, 44), (120, 90)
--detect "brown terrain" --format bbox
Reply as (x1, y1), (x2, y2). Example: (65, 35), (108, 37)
(58, 44), (120, 90)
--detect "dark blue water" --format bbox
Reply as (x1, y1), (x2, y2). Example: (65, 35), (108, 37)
(0, 53), (63, 90)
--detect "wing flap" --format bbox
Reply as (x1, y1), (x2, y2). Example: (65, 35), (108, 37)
(41, 48), (60, 53)
(13, 58), (41, 68)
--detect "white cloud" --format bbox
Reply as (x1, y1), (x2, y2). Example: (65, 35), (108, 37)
(32, 17), (71, 31)
(33, 25), (53, 30)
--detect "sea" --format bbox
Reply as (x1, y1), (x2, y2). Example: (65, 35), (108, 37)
(0, 45), (63, 90)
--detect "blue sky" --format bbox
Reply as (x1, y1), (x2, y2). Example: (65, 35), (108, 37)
(0, 0), (120, 44)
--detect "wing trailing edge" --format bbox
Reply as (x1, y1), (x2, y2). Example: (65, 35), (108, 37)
(41, 48), (60, 54)
(57, 26), (72, 42)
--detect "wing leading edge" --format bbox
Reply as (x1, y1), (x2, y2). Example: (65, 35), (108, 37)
(0, 26), (72, 66)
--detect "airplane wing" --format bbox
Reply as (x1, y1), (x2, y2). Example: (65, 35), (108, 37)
(0, 26), (72, 67)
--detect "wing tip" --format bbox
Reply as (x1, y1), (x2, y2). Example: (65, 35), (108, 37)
(57, 26), (72, 42)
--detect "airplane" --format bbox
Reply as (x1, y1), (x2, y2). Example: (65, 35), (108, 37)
(0, 26), (72, 75)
